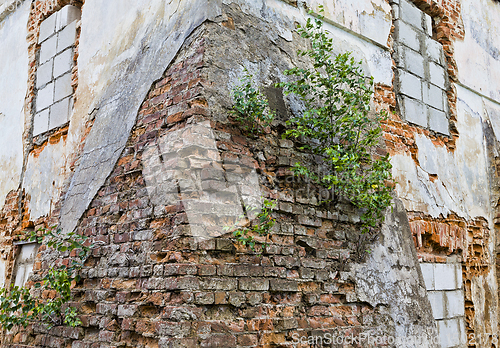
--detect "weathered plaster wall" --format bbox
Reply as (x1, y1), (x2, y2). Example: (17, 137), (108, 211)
(58, 0), (219, 234)
(306, 0), (392, 47)
(0, 1), (29, 210)
(455, 0), (500, 102)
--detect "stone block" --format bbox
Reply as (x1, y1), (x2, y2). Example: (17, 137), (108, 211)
(33, 109), (50, 136)
(437, 318), (461, 348)
(428, 107), (449, 135)
(40, 35), (57, 64)
(36, 59), (53, 89)
(403, 46), (425, 78)
(56, 5), (81, 32)
(239, 278), (269, 291)
(400, 0), (424, 31)
(419, 262), (434, 290)
(456, 264), (462, 289)
(57, 21), (77, 53)
(445, 290), (464, 318)
(424, 13), (433, 37)
(434, 263), (456, 290)
(398, 69), (422, 100)
(270, 279), (298, 292)
(37, 82), (54, 112)
(391, 4), (400, 20)
(459, 318), (467, 346)
(53, 48), (74, 78)
(395, 20), (421, 51)
(49, 96), (72, 129)
(429, 61), (446, 89)
(54, 73), (73, 102)
(423, 83), (444, 110)
(427, 291), (444, 319)
(39, 12), (57, 43)
(425, 37), (444, 64)
(402, 96), (427, 127)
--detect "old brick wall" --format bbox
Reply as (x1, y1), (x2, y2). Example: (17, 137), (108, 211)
(0, 2), (440, 347)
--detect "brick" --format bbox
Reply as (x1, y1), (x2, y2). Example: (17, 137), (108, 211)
(49, 96), (72, 129)
(117, 304), (137, 317)
(270, 279), (298, 292)
(57, 21), (77, 53)
(201, 335), (237, 348)
(200, 278), (237, 291)
(239, 278), (269, 291)
(37, 59), (53, 89)
(53, 48), (74, 78)
(39, 12), (57, 43)
(54, 73), (73, 102)
(56, 5), (81, 32)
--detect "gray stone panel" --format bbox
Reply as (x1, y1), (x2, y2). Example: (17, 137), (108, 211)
(434, 264), (457, 290)
(400, 0), (423, 30)
(36, 82), (54, 112)
(428, 291), (445, 319)
(53, 48), (73, 78)
(425, 36), (444, 65)
(33, 109), (50, 136)
(424, 13), (433, 37)
(420, 263), (435, 290)
(423, 83), (444, 111)
(39, 12), (57, 43)
(429, 61), (446, 89)
(437, 319), (462, 348)
(56, 5), (81, 32)
(49, 96), (72, 129)
(399, 69), (422, 99)
(445, 290), (465, 318)
(36, 59), (53, 89)
(403, 96), (427, 127)
(54, 72), (72, 102)
(395, 20), (420, 51)
(428, 107), (449, 135)
(403, 46), (425, 78)
(39, 35), (57, 64)
(57, 21), (77, 54)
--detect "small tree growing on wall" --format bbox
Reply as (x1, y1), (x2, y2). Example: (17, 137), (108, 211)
(230, 8), (393, 248)
(0, 227), (92, 330)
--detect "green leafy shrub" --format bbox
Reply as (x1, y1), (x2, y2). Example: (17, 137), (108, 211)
(278, 12), (393, 233)
(225, 199), (276, 251)
(0, 227), (93, 330)
(231, 69), (275, 134)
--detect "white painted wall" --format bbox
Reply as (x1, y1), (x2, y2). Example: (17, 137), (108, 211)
(0, 1), (29, 210)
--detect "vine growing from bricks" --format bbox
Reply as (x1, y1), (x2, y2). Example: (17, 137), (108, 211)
(0, 227), (93, 330)
(277, 10), (393, 235)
